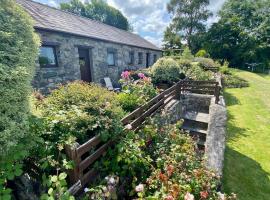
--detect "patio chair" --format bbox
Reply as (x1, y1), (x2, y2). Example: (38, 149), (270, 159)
(104, 77), (121, 92)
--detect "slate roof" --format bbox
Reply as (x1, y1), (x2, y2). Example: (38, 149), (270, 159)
(16, 0), (161, 51)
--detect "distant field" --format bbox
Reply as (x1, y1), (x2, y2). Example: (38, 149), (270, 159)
(223, 71), (270, 200)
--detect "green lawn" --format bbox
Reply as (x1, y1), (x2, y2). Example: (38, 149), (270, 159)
(223, 70), (270, 200)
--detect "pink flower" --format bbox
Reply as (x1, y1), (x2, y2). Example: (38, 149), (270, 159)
(164, 195), (174, 200)
(200, 191), (209, 199)
(184, 192), (194, 200)
(138, 73), (145, 79)
(135, 184), (144, 192)
(121, 71), (130, 79)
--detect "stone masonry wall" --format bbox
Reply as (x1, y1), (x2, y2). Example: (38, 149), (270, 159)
(34, 30), (162, 93)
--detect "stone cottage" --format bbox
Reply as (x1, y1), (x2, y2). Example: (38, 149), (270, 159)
(17, 0), (162, 93)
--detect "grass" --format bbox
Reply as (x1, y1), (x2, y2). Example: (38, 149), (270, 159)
(223, 70), (270, 200)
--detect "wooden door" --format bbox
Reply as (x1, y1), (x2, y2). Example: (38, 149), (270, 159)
(146, 53), (150, 68)
(78, 48), (92, 82)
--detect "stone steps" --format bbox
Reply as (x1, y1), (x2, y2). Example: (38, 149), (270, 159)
(182, 111), (210, 123)
(181, 111), (210, 148)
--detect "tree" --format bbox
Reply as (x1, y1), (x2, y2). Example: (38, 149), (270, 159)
(162, 26), (182, 56)
(61, 0), (131, 31)
(0, 0), (40, 197)
(167, 0), (212, 49)
(203, 0), (270, 70)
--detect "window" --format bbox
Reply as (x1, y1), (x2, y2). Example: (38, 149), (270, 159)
(128, 51), (134, 64)
(153, 54), (157, 63)
(138, 52), (143, 64)
(107, 48), (116, 66)
(39, 46), (58, 68)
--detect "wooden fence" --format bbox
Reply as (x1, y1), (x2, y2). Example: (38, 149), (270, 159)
(202, 66), (220, 72)
(66, 80), (221, 195)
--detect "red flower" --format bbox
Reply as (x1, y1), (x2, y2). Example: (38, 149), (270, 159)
(158, 172), (168, 183)
(166, 165), (174, 177)
(200, 191), (209, 199)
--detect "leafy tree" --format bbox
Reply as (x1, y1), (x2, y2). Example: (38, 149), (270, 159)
(167, 0), (212, 49)
(162, 26), (182, 56)
(61, 0), (131, 31)
(204, 0), (270, 70)
(0, 0), (40, 197)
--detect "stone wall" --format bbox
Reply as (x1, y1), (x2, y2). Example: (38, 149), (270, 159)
(205, 97), (227, 177)
(34, 30), (162, 93)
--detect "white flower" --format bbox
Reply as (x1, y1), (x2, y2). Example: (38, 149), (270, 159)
(125, 124), (132, 130)
(135, 184), (144, 192)
(84, 188), (90, 193)
(217, 192), (225, 200)
(184, 192), (194, 200)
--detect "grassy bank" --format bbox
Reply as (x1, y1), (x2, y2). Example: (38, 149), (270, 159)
(223, 70), (270, 200)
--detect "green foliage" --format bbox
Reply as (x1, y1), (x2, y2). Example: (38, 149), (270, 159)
(184, 63), (215, 81)
(0, 0), (40, 197)
(87, 119), (235, 199)
(181, 46), (194, 60)
(151, 58), (185, 85)
(222, 74), (249, 88)
(118, 71), (158, 112)
(195, 49), (209, 58)
(219, 61), (231, 75)
(162, 26), (182, 56)
(194, 57), (220, 69)
(117, 93), (141, 113)
(60, 0), (131, 31)
(41, 173), (74, 200)
(167, 0), (212, 48)
(41, 82), (124, 143)
(204, 0), (270, 70)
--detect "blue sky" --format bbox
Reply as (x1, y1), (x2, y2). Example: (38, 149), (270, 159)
(34, 0), (226, 47)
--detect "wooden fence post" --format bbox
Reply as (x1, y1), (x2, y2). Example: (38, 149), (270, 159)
(175, 81), (181, 99)
(65, 143), (81, 184)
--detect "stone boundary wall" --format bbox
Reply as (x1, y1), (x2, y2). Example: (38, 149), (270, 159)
(205, 97), (227, 176)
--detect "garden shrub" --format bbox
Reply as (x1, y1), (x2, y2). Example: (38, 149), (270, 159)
(184, 64), (215, 81)
(84, 119), (236, 199)
(151, 58), (185, 85)
(222, 74), (249, 88)
(0, 0), (40, 197)
(181, 47), (194, 60)
(219, 61), (231, 75)
(195, 49), (209, 58)
(41, 81), (125, 144)
(118, 71), (158, 112)
(194, 57), (220, 70)
(117, 93), (141, 112)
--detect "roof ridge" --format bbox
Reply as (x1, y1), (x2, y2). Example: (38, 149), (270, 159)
(25, 0), (139, 37)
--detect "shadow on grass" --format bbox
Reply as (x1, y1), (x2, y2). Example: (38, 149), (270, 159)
(225, 112), (249, 143)
(223, 91), (241, 106)
(222, 147), (270, 200)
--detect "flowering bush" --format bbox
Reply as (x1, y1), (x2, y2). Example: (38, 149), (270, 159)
(84, 118), (236, 200)
(117, 71), (158, 112)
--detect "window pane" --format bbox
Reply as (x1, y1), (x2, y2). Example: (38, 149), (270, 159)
(39, 46), (57, 67)
(153, 54), (157, 63)
(138, 52), (143, 64)
(107, 52), (115, 66)
(129, 51), (134, 64)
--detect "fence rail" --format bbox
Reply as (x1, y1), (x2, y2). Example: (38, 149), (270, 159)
(66, 80), (221, 195)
